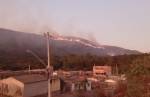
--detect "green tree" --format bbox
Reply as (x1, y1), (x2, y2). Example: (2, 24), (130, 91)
(125, 56), (150, 97)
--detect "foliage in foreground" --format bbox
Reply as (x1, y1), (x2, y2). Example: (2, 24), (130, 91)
(125, 56), (150, 97)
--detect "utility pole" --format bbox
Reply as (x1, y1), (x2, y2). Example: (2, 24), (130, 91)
(26, 32), (52, 97)
(116, 64), (118, 75)
(46, 32), (51, 97)
(28, 65), (31, 72)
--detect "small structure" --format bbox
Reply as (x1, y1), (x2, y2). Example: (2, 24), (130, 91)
(63, 76), (92, 92)
(93, 65), (112, 76)
(71, 78), (91, 92)
(0, 74), (60, 97)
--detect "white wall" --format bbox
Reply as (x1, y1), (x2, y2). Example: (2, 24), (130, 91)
(24, 81), (47, 97)
(0, 77), (60, 97)
(24, 79), (60, 97)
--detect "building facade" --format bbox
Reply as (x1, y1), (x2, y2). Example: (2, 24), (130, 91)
(93, 65), (112, 76)
(0, 74), (60, 97)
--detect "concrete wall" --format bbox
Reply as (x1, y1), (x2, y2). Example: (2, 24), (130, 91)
(0, 77), (60, 97)
(24, 81), (47, 97)
(24, 79), (60, 97)
(51, 78), (60, 92)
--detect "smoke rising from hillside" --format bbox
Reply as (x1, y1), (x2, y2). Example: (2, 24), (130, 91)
(0, 0), (54, 34)
(0, 0), (98, 43)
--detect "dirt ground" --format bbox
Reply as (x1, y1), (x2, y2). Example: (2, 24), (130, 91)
(33, 92), (75, 97)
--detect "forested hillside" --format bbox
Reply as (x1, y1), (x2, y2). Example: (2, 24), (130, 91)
(0, 52), (150, 73)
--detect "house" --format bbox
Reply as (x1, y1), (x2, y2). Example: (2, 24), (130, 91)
(93, 65), (112, 76)
(0, 74), (60, 97)
(62, 76), (92, 92)
(71, 78), (91, 92)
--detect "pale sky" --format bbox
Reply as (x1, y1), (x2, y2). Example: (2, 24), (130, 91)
(0, 0), (150, 52)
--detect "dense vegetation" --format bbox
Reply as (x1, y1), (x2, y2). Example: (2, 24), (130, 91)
(124, 55), (150, 97)
(0, 52), (149, 73)
(0, 52), (150, 97)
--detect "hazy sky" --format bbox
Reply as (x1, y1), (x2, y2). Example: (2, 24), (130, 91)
(0, 0), (150, 52)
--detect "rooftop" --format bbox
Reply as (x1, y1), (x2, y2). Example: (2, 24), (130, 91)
(12, 74), (47, 84)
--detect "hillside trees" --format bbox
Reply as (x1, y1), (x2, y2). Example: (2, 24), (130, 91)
(0, 52), (150, 73)
(125, 55), (150, 97)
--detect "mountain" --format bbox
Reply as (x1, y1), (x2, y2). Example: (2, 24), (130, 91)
(0, 28), (140, 57)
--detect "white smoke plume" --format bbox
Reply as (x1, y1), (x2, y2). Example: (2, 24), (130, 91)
(0, 0), (98, 44)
